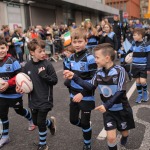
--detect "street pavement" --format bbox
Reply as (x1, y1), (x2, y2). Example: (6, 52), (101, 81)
(2, 60), (150, 150)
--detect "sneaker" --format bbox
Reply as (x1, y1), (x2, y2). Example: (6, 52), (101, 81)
(28, 121), (36, 131)
(143, 91), (149, 102)
(83, 144), (91, 150)
(37, 144), (48, 150)
(135, 95), (143, 103)
(0, 137), (10, 148)
(48, 116), (56, 135)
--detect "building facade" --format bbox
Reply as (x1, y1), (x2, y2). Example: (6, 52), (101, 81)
(105, 0), (140, 19)
(0, 0), (119, 29)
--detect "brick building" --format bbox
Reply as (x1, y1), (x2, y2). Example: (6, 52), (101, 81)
(105, 0), (140, 19)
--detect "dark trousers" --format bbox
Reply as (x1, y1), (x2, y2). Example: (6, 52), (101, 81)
(0, 97), (31, 137)
(0, 97), (27, 119)
(31, 109), (50, 132)
(70, 101), (92, 144)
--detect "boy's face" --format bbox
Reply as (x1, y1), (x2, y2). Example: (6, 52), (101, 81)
(133, 33), (143, 41)
(71, 38), (87, 53)
(30, 46), (46, 62)
(95, 50), (110, 68)
(0, 44), (8, 60)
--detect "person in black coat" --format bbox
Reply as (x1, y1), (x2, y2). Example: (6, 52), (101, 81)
(100, 22), (118, 52)
(112, 15), (122, 50)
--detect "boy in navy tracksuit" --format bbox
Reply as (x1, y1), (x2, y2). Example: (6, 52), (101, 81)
(64, 43), (135, 150)
(17, 39), (58, 150)
(0, 39), (35, 149)
(129, 28), (150, 103)
(64, 28), (97, 150)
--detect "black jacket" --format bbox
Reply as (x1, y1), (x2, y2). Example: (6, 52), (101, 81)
(23, 59), (58, 109)
(112, 21), (122, 39)
(100, 33), (118, 51)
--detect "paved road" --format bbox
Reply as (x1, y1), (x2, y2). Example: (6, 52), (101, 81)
(2, 60), (150, 150)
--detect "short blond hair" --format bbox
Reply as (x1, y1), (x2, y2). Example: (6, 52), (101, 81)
(71, 27), (87, 40)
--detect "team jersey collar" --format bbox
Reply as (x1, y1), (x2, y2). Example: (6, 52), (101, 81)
(31, 58), (44, 64)
(102, 63), (115, 74)
(135, 40), (144, 46)
(2, 53), (11, 62)
(75, 49), (87, 58)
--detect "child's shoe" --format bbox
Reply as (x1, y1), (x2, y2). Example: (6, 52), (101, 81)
(120, 136), (128, 146)
(37, 144), (48, 150)
(48, 116), (56, 135)
(28, 120), (36, 131)
(135, 95), (142, 103)
(0, 136), (10, 148)
(83, 144), (91, 150)
(143, 91), (149, 102)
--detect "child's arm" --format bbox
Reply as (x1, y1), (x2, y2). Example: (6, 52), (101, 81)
(0, 82), (9, 92)
(73, 74), (96, 91)
(63, 70), (97, 90)
(103, 91), (126, 110)
(38, 63), (58, 85)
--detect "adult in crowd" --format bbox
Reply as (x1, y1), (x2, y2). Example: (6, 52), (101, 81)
(111, 14), (122, 50)
(134, 19), (143, 28)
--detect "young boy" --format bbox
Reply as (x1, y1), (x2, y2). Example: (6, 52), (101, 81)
(63, 28), (97, 150)
(63, 45), (75, 70)
(64, 43), (135, 150)
(63, 45), (75, 92)
(0, 39), (35, 148)
(16, 39), (58, 150)
(129, 28), (150, 103)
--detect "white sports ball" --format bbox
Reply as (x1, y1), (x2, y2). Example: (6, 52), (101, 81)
(0, 78), (5, 89)
(16, 73), (33, 94)
(12, 37), (19, 43)
(125, 53), (133, 64)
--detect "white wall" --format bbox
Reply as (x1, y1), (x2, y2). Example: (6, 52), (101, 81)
(0, 2), (8, 28)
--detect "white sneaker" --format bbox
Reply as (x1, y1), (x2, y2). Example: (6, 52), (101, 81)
(28, 121), (36, 131)
(49, 116), (56, 135)
(0, 136), (10, 148)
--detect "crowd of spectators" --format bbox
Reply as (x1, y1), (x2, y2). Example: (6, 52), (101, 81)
(0, 18), (150, 64)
